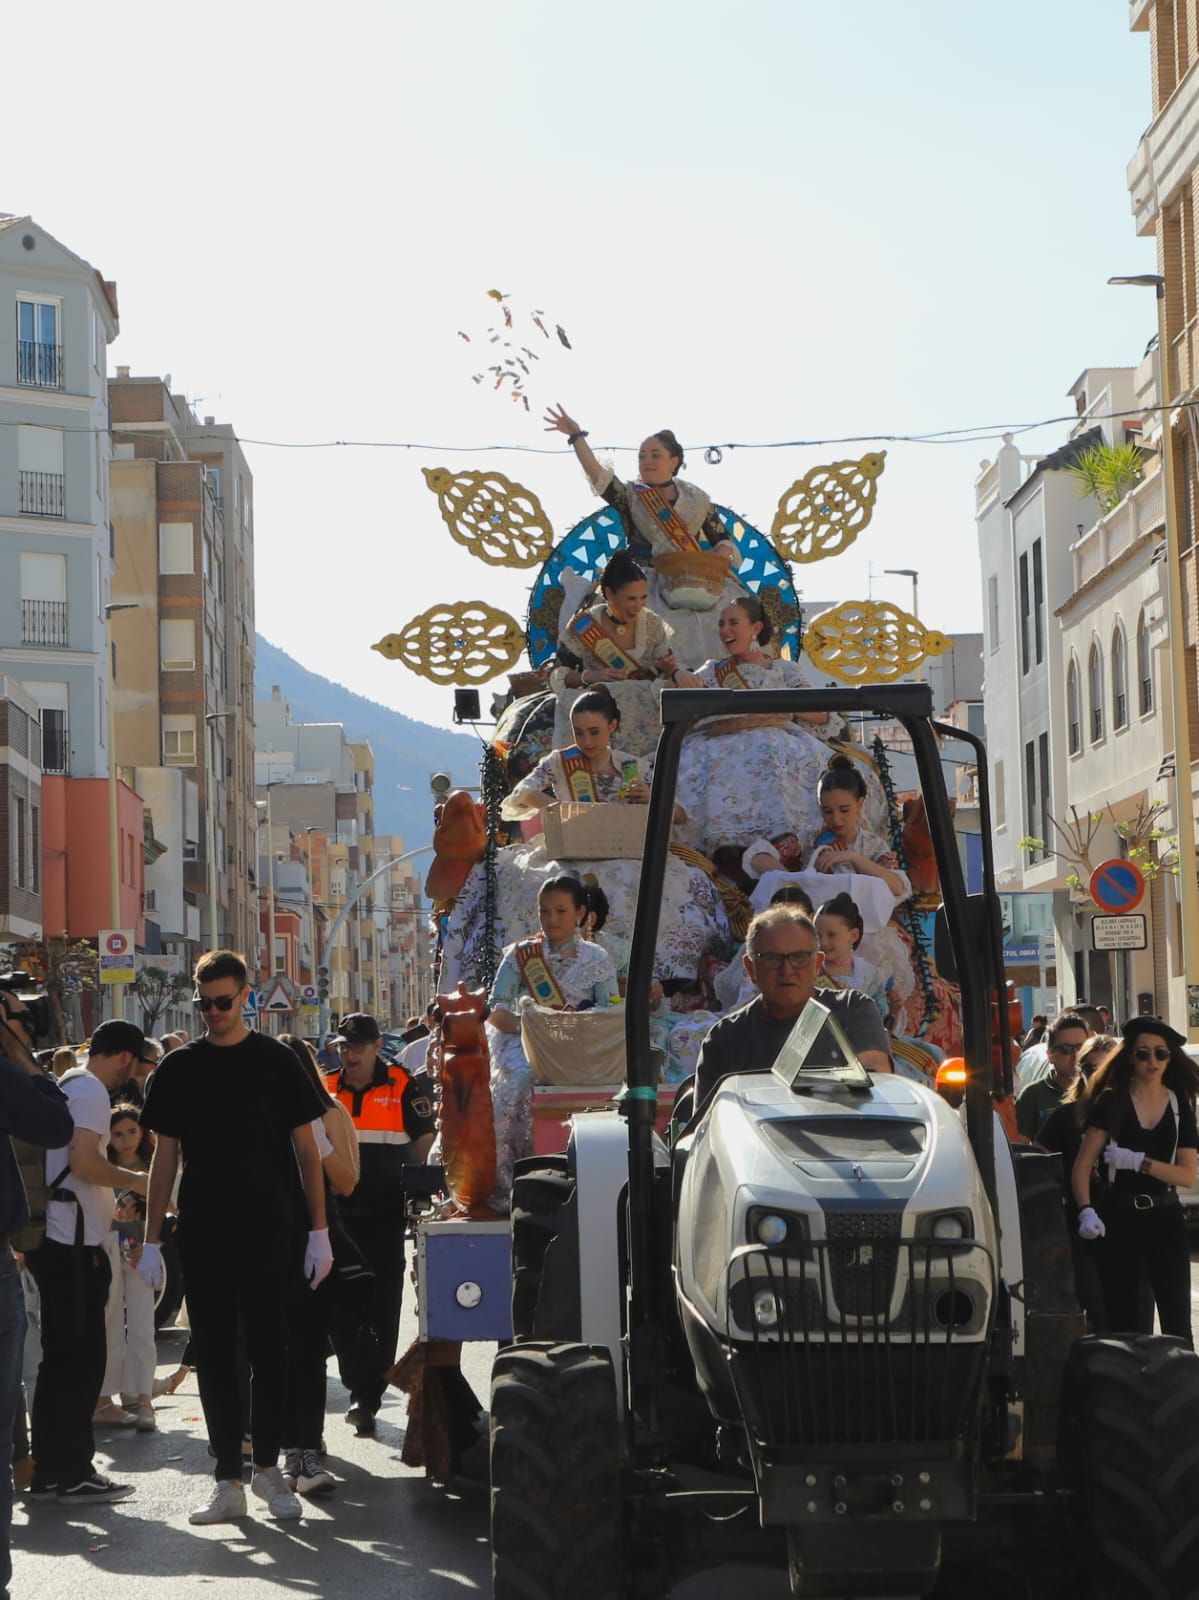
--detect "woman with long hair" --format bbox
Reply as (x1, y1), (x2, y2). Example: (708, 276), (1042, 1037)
(1071, 1018), (1199, 1345)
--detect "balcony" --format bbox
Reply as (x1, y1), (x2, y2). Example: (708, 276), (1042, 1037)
(1072, 468), (1165, 589)
(17, 340), (63, 389)
(21, 599), (69, 647)
(18, 470), (65, 518)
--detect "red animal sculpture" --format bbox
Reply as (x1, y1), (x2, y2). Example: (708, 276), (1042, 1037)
(425, 790), (487, 903)
(901, 793), (956, 904)
(432, 983), (496, 1218)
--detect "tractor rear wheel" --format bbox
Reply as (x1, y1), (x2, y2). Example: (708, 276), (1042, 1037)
(1061, 1333), (1199, 1597)
(491, 1341), (623, 1600)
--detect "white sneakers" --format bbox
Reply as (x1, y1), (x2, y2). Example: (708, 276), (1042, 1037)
(250, 1465), (303, 1520)
(189, 1480), (247, 1524)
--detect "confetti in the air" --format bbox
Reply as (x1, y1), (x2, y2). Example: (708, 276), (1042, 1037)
(458, 291), (573, 409)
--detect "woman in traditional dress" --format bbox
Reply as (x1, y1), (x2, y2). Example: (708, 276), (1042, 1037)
(669, 597), (830, 858)
(549, 553), (679, 755)
(443, 690), (731, 991)
(487, 876), (619, 1207)
(544, 404), (745, 667)
(809, 759), (911, 900)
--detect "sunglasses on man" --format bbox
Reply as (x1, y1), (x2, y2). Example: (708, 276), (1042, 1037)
(754, 950), (816, 970)
(193, 992), (242, 1013)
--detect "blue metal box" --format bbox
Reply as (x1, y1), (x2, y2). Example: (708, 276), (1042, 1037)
(416, 1219), (513, 1343)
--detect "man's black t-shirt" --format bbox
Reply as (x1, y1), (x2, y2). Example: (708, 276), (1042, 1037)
(694, 991), (890, 1111)
(141, 1030), (326, 1230)
(1084, 1086), (1199, 1201)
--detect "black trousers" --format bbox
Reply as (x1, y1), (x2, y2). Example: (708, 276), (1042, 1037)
(178, 1218), (303, 1480)
(283, 1277), (330, 1451)
(1097, 1202), (1193, 1347)
(28, 1240), (111, 1487)
(333, 1207), (404, 1413)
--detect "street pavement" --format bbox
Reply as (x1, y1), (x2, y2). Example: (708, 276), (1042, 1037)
(11, 1257), (1199, 1599)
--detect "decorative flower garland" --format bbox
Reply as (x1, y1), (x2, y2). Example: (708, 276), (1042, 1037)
(871, 735), (938, 1036)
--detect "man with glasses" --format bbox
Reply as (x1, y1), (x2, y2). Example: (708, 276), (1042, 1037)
(1015, 1011), (1091, 1140)
(138, 950), (332, 1526)
(694, 905), (892, 1113)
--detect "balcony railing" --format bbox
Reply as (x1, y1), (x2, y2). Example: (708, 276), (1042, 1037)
(1073, 469), (1165, 589)
(18, 470), (65, 518)
(41, 721), (69, 775)
(17, 340), (63, 389)
(21, 599), (69, 647)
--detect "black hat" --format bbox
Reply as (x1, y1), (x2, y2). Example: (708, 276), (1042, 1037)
(1122, 1015), (1187, 1051)
(331, 1013), (381, 1046)
(90, 1019), (154, 1063)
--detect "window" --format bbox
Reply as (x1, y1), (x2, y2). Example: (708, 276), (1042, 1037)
(987, 575), (1000, 650)
(1025, 740), (1038, 859)
(1180, 434), (1194, 551)
(1067, 658), (1081, 755)
(158, 522), (194, 575)
(24, 682), (69, 774)
(12, 797), (26, 888)
(1032, 539), (1044, 665)
(1137, 610), (1153, 715)
(98, 678), (105, 746)
(1112, 627), (1128, 730)
(16, 296), (62, 387)
(1019, 552), (1030, 674)
(160, 619), (196, 671)
(30, 805), (39, 892)
(17, 424), (65, 517)
(1038, 732), (1050, 854)
(19, 552), (68, 646)
(274, 936), (287, 975)
(1088, 643), (1104, 743)
(163, 715), (197, 765)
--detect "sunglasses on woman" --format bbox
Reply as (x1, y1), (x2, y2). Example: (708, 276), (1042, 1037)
(193, 992), (240, 1012)
(1133, 1046), (1171, 1063)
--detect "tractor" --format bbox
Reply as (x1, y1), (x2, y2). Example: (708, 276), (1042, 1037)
(489, 683), (1199, 1599)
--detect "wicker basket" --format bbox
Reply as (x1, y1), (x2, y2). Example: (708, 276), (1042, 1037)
(521, 1005), (627, 1086)
(542, 802), (648, 861)
(653, 548), (729, 611)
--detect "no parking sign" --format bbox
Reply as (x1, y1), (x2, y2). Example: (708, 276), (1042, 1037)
(99, 929), (136, 985)
(1088, 859), (1146, 916)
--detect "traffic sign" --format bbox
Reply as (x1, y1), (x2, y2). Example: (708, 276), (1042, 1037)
(1092, 914), (1148, 951)
(300, 985), (318, 1004)
(261, 979), (295, 1013)
(1089, 858), (1146, 915)
(99, 929), (136, 985)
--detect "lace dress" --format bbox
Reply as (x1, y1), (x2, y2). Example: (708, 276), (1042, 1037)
(487, 936), (619, 1206)
(550, 597), (673, 757)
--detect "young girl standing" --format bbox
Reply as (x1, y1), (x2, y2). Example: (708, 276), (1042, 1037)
(94, 1106), (157, 1431)
(815, 894), (891, 1021)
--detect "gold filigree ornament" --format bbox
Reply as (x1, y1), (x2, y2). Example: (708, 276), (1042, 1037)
(374, 601), (526, 685)
(770, 451), (887, 564)
(804, 600), (950, 684)
(422, 466), (554, 568)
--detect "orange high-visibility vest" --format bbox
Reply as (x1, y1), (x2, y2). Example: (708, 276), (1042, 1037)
(325, 1063), (414, 1148)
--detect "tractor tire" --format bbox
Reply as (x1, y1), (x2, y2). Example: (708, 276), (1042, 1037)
(491, 1342), (623, 1600)
(1061, 1334), (1199, 1598)
(510, 1158), (581, 1342)
(1010, 1149), (1086, 1460)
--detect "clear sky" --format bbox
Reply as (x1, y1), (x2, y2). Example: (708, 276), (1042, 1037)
(6, 0), (1157, 730)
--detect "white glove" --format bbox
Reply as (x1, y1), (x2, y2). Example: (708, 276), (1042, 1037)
(312, 1117), (334, 1159)
(136, 1241), (165, 1290)
(1103, 1142), (1142, 1173)
(304, 1228), (334, 1289)
(1078, 1206), (1106, 1241)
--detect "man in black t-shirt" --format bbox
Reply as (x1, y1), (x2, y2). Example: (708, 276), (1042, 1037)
(139, 950), (331, 1526)
(694, 905), (892, 1112)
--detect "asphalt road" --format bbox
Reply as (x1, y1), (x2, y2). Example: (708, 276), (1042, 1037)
(11, 1259), (1199, 1600)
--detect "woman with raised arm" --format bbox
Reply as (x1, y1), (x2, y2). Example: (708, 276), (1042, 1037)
(545, 404), (746, 668)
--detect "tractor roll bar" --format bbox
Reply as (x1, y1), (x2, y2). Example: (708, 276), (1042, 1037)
(624, 686), (995, 1405)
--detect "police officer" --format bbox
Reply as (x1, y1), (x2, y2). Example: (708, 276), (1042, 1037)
(324, 1013), (435, 1436)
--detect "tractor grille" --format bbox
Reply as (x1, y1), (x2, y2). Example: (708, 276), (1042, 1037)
(726, 1239), (991, 1447)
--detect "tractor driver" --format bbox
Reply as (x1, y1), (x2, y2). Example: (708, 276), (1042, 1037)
(693, 905), (892, 1113)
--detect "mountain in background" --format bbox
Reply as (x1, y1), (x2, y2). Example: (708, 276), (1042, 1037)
(254, 636), (482, 843)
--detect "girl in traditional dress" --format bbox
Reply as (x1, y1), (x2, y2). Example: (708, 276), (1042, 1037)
(815, 893), (891, 1021)
(503, 685), (655, 819)
(669, 597), (830, 857)
(487, 876), (619, 1206)
(808, 758), (911, 901)
(550, 554), (679, 755)
(544, 404), (745, 667)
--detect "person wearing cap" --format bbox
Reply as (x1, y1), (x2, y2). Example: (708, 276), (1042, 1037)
(25, 1019), (155, 1507)
(325, 1013), (435, 1435)
(1072, 1017), (1199, 1346)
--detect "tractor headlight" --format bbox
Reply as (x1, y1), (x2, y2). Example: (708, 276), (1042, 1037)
(746, 1207), (807, 1247)
(918, 1209), (974, 1252)
(755, 1213), (789, 1247)
(932, 1214), (965, 1240)
(752, 1288), (781, 1328)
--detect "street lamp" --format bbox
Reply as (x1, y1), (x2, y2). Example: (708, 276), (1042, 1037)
(884, 569), (921, 683)
(1109, 273), (1199, 1036)
(104, 601), (138, 1021)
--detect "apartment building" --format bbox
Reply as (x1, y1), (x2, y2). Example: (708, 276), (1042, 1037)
(107, 372), (257, 970)
(0, 217), (119, 782)
(0, 678), (43, 943)
(373, 835), (429, 1025)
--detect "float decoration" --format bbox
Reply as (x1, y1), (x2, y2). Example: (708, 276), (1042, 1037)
(421, 466), (554, 569)
(771, 450), (887, 563)
(804, 600), (950, 685)
(373, 601), (526, 685)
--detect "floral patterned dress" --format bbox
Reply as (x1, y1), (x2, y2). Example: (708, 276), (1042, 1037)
(672, 657), (828, 856)
(487, 936), (619, 1206)
(550, 599), (673, 757)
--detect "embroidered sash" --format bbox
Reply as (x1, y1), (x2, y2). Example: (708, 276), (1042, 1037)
(566, 609), (647, 677)
(714, 657), (750, 689)
(557, 746), (598, 804)
(514, 937), (567, 1009)
(632, 482), (703, 553)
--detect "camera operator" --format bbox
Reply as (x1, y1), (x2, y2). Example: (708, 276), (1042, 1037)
(0, 980), (73, 1593)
